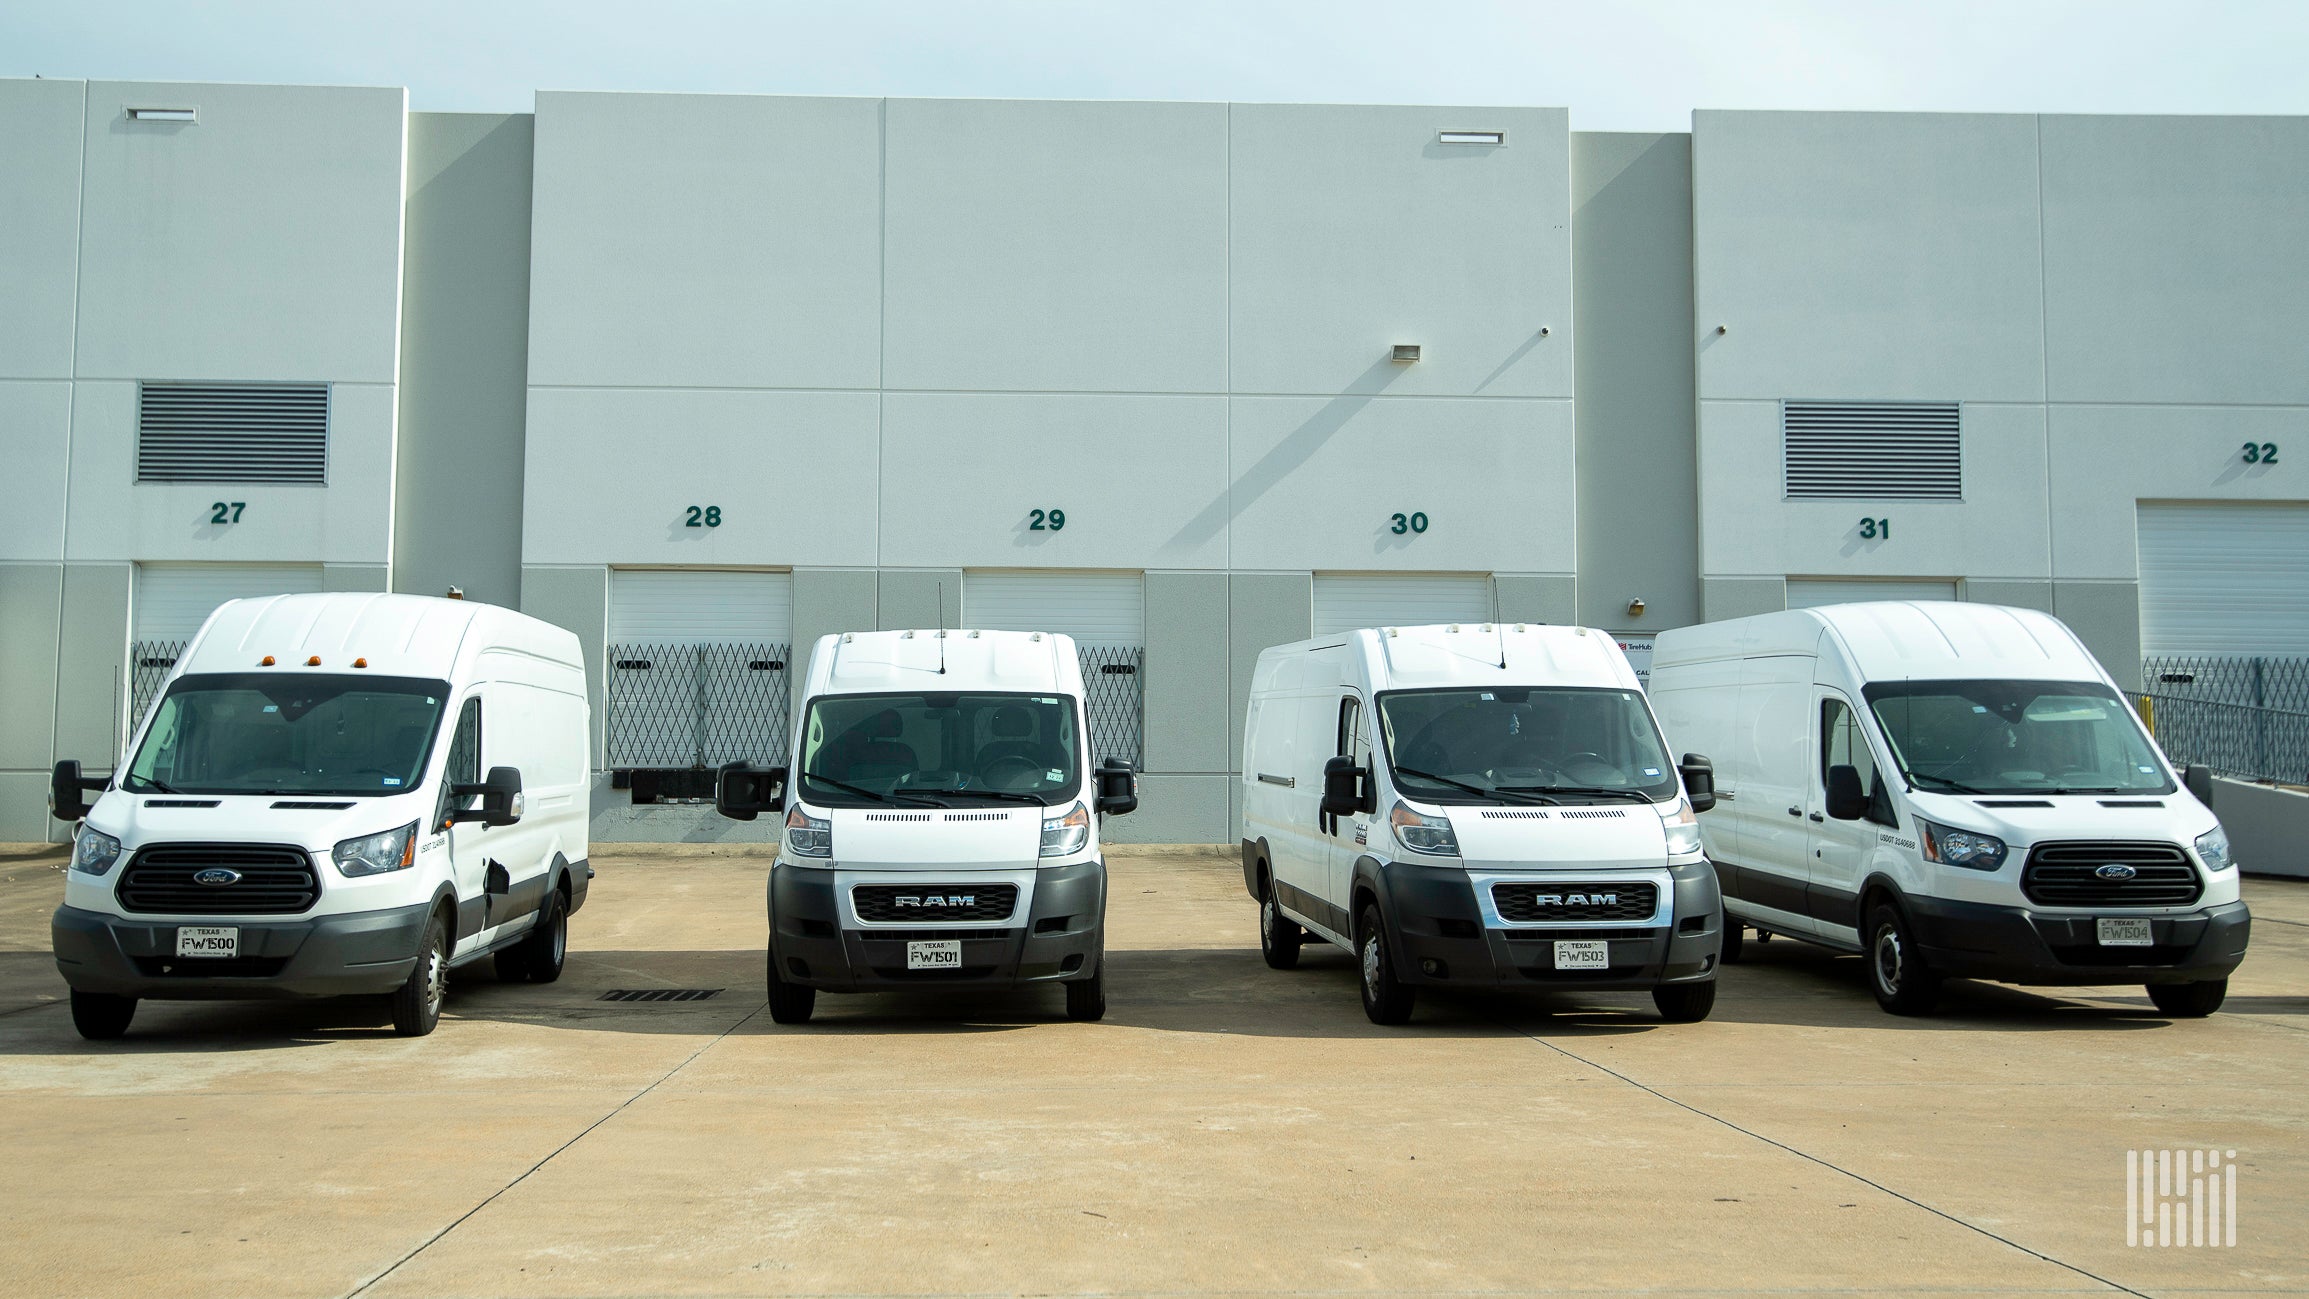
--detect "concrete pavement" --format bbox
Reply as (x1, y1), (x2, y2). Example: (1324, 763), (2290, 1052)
(0, 841), (2302, 1297)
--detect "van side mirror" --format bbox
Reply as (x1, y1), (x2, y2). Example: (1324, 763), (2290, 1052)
(1826, 764), (1868, 821)
(716, 763), (788, 822)
(1095, 757), (1138, 816)
(1678, 754), (1716, 815)
(1321, 756), (1367, 818)
(2184, 764), (2214, 807)
(453, 766), (524, 827)
(49, 760), (107, 822)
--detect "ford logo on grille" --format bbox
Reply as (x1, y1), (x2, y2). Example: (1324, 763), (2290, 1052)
(193, 868), (242, 887)
(2095, 863), (2138, 881)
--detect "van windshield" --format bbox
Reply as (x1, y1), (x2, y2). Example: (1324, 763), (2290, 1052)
(122, 674), (450, 797)
(1377, 688), (1678, 804)
(1863, 679), (2174, 795)
(797, 692), (1081, 807)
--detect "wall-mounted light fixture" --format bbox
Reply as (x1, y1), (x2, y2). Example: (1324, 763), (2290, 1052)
(126, 106), (197, 123)
(1438, 130), (1505, 146)
(1626, 597), (1647, 617)
(1391, 344), (1422, 363)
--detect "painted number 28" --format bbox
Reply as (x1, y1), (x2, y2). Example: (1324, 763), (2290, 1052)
(684, 505), (721, 527)
(2242, 442), (2280, 464)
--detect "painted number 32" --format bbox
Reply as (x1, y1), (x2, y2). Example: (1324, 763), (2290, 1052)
(2242, 442), (2280, 464)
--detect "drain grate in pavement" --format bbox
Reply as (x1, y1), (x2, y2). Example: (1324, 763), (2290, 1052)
(598, 988), (724, 1003)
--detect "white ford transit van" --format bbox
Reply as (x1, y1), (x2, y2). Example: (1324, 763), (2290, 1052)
(1648, 602), (2250, 1017)
(51, 593), (592, 1040)
(1240, 624), (1726, 1025)
(715, 629), (1139, 1024)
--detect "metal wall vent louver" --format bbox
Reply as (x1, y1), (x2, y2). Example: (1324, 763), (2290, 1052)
(137, 383), (329, 484)
(1782, 401), (1961, 500)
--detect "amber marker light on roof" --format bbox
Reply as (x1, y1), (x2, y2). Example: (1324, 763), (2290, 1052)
(353, 658), (368, 669)
(260, 655), (276, 666)
(306, 656), (322, 667)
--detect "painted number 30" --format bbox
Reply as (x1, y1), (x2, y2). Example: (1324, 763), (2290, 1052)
(1390, 512), (1430, 535)
(2242, 442), (2280, 464)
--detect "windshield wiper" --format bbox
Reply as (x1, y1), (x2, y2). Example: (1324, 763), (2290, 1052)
(797, 771), (926, 806)
(129, 777), (177, 794)
(1496, 785), (1657, 806)
(1908, 773), (1995, 794)
(1391, 767), (1556, 806)
(895, 788), (1049, 806)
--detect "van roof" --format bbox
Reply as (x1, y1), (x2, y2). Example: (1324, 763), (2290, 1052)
(1654, 602), (2105, 683)
(179, 593), (582, 681)
(1260, 623), (1641, 692)
(813, 629), (1086, 697)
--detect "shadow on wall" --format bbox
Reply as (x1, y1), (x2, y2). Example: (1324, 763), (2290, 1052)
(1165, 356), (1405, 554)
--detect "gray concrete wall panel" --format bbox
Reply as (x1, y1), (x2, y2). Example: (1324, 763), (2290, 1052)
(1228, 105), (1571, 399)
(1701, 576), (1787, 623)
(2052, 580), (2143, 691)
(396, 112), (532, 608)
(526, 93), (882, 391)
(74, 82), (408, 384)
(878, 569), (960, 631)
(53, 562), (130, 768)
(0, 79), (86, 381)
(883, 99), (1227, 394)
(1494, 573), (1578, 626)
(1960, 580), (2054, 612)
(1142, 571), (1229, 774)
(1108, 773), (1230, 844)
(1572, 132), (1699, 632)
(0, 564), (63, 771)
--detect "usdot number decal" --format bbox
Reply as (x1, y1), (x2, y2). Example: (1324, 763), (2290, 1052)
(1389, 512), (1430, 535)
(209, 502), (245, 524)
(1859, 517), (1890, 540)
(684, 505), (722, 528)
(1029, 508), (1067, 531)
(2242, 442), (2280, 464)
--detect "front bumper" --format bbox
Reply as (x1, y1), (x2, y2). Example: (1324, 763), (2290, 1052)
(1376, 859), (1722, 992)
(52, 902), (430, 1000)
(1906, 895), (2250, 986)
(769, 861), (1106, 992)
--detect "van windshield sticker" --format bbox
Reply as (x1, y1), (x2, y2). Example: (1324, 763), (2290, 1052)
(1643, 767), (1660, 777)
(383, 778), (402, 786)
(263, 705), (279, 713)
(1046, 769), (1063, 782)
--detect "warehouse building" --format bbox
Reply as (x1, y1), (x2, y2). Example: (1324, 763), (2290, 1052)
(2, 79), (2304, 843)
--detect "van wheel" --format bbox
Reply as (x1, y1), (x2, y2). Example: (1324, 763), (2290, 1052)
(765, 952), (815, 1025)
(390, 913), (448, 1037)
(1259, 886), (1302, 970)
(1356, 902), (1416, 1026)
(1065, 954), (1107, 1022)
(2147, 979), (2226, 1017)
(1866, 902), (1941, 1016)
(70, 990), (137, 1040)
(1652, 980), (1717, 1022)
(1720, 920), (1745, 964)
(497, 890), (568, 984)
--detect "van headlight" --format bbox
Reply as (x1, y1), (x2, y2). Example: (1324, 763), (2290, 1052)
(333, 822), (418, 877)
(1917, 817), (2007, 872)
(72, 827), (125, 876)
(1660, 798), (1702, 857)
(1390, 801), (1460, 857)
(786, 807), (832, 858)
(2195, 826), (2234, 873)
(1041, 802), (1090, 858)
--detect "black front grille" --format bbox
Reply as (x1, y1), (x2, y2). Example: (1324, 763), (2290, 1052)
(851, 883), (1018, 923)
(851, 928), (1023, 944)
(117, 844), (319, 915)
(2022, 843), (2201, 908)
(1492, 882), (1658, 923)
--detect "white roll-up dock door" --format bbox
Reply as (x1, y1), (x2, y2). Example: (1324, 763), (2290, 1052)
(606, 569), (794, 777)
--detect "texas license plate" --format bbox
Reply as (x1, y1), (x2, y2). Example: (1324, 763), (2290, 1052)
(1553, 940), (1609, 970)
(2097, 918), (2153, 947)
(906, 940), (962, 970)
(176, 926), (239, 958)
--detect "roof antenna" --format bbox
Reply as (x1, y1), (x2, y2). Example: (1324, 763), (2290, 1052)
(1495, 617), (1508, 670)
(936, 582), (947, 675)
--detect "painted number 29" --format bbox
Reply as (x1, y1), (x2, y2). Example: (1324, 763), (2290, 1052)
(684, 505), (721, 527)
(1029, 508), (1067, 531)
(209, 501), (245, 524)
(1390, 512), (1430, 535)
(2242, 442), (2280, 464)
(1859, 517), (1891, 540)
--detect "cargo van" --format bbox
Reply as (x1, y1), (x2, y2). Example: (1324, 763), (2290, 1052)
(50, 593), (591, 1040)
(1240, 624), (1726, 1025)
(1647, 602), (2250, 1016)
(714, 629), (1138, 1024)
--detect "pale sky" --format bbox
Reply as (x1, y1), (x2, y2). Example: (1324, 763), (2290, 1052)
(6, 0), (2309, 130)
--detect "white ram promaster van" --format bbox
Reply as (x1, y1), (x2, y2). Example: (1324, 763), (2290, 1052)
(715, 629), (1138, 1024)
(50, 593), (591, 1040)
(1240, 624), (1726, 1025)
(1648, 602), (2250, 1017)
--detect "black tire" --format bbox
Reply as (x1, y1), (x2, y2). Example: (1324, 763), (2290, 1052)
(1065, 954), (1107, 1022)
(1652, 980), (1717, 1022)
(2147, 978), (2227, 1018)
(1356, 902), (1416, 1026)
(766, 950), (816, 1024)
(496, 889), (568, 984)
(1259, 882), (1302, 971)
(390, 912), (449, 1037)
(70, 990), (136, 1041)
(1720, 919), (1745, 964)
(1865, 901), (1941, 1016)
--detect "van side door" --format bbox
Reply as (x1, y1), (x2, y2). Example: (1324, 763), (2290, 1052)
(435, 695), (493, 959)
(1807, 689), (1891, 951)
(1327, 693), (1376, 917)
(1735, 655), (1820, 938)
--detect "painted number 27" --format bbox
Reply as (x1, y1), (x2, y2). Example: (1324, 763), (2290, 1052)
(1859, 517), (1890, 540)
(209, 501), (245, 524)
(2242, 442), (2280, 464)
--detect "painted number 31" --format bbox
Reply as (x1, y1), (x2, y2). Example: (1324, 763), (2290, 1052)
(1859, 517), (1891, 540)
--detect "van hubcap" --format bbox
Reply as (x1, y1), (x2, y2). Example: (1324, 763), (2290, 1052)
(1873, 927), (1903, 992)
(423, 941), (446, 1015)
(1362, 934), (1382, 991)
